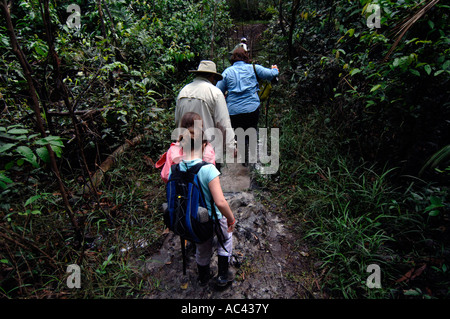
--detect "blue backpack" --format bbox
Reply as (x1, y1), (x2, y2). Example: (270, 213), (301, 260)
(165, 161), (224, 274)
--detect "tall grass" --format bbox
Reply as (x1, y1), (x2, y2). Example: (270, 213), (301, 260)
(302, 159), (400, 298)
(258, 103), (440, 298)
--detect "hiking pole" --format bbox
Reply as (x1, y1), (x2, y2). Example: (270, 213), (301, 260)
(180, 236), (187, 276)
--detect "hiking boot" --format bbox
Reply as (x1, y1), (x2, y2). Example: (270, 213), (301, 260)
(197, 264), (212, 286)
(216, 255), (233, 287)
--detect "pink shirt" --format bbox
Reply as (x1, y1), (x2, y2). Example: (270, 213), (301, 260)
(155, 142), (216, 183)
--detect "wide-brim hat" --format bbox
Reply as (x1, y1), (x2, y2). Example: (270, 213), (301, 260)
(189, 60), (223, 81)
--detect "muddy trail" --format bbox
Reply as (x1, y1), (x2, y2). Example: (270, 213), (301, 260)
(136, 163), (318, 299)
(133, 23), (319, 299)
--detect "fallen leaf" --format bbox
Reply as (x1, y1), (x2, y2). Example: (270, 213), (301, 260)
(300, 251), (309, 257)
(180, 281), (189, 290)
(396, 264), (427, 283)
(411, 264), (426, 280)
(396, 268), (415, 283)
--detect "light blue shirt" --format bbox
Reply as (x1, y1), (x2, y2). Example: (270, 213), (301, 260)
(216, 61), (279, 115)
(169, 158), (222, 219)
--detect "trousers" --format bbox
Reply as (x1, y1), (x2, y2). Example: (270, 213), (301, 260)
(229, 107), (260, 132)
(230, 107), (260, 164)
(195, 217), (233, 266)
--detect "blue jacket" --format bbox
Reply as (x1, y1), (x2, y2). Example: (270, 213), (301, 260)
(216, 61), (279, 116)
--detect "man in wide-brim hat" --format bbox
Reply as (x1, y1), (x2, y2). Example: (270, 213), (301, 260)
(175, 60), (235, 168)
(188, 60), (223, 81)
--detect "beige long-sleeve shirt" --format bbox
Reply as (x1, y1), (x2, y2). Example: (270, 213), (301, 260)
(175, 77), (235, 163)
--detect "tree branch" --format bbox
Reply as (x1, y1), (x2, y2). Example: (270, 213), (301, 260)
(1, 0), (80, 237)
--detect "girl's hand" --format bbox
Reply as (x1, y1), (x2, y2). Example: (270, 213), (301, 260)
(227, 217), (236, 233)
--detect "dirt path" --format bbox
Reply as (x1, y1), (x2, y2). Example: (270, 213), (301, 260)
(135, 23), (318, 300)
(138, 163), (316, 299)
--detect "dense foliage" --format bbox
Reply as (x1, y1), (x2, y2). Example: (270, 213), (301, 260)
(0, 0), (232, 298)
(0, 0), (448, 299)
(254, 0), (449, 298)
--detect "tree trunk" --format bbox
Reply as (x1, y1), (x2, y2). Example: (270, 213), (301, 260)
(287, 0), (301, 63)
(0, 0), (80, 237)
(278, 0), (287, 37)
(83, 134), (147, 193)
(96, 0), (108, 38)
(40, 0), (98, 196)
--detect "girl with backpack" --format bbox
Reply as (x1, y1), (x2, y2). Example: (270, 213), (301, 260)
(155, 112), (216, 183)
(169, 112), (236, 287)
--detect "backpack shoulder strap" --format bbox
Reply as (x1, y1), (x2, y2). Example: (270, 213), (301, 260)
(168, 161), (206, 181)
(168, 162), (181, 178)
(186, 161), (209, 175)
(252, 63), (260, 82)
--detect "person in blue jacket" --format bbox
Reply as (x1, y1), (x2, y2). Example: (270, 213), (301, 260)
(216, 47), (279, 165)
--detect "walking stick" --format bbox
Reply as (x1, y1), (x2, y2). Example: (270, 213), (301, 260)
(265, 94), (270, 128)
(180, 236), (186, 275)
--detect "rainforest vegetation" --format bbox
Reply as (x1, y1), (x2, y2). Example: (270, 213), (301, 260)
(0, 0), (449, 299)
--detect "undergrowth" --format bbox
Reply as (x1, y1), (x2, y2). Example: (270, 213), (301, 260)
(0, 143), (167, 298)
(256, 98), (450, 299)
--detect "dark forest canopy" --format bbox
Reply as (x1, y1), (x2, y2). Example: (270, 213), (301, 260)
(0, 0), (449, 299)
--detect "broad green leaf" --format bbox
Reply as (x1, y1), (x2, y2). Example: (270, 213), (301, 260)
(0, 172), (12, 189)
(8, 128), (29, 135)
(35, 136), (64, 147)
(36, 146), (50, 163)
(424, 64), (431, 75)
(350, 68), (361, 76)
(27, 133), (40, 141)
(370, 84), (381, 92)
(25, 195), (41, 207)
(0, 143), (16, 153)
(0, 174), (12, 183)
(409, 69), (420, 76)
(16, 146), (39, 168)
(366, 100), (376, 107)
(51, 145), (63, 158)
(430, 196), (443, 206)
(428, 210), (440, 217)
(442, 60), (450, 70)
(404, 289), (422, 296)
(392, 58), (399, 67)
